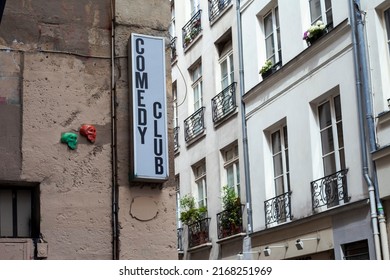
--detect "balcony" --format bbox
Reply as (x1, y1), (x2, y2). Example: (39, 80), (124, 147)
(182, 10), (202, 49)
(174, 126), (180, 151)
(170, 37), (177, 63)
(211, 82), (237, 123)
(184, 107), (205, 142)
(216, 205), (244, 239)
(209, 0), (231, 22)
(311, 169), (350, 210)
(264, 192), (292, 227)
(177, 228), (184, 252)
(188, 217), (210, 248)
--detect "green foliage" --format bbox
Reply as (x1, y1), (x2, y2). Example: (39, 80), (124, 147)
(179, 195), (207, 225)
(221, 186), (242, 229)
(259, 60), (273, 74)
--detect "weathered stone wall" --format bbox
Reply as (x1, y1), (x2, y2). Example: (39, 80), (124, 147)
(0, 0), (176, 259)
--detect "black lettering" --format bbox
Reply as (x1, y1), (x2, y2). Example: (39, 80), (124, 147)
(153, 102), (162, 119)
(138, 108), (147, 125)
(135, 38), (144, 54)
(137, 89), (145, 107)
(154, 138), (163, 156)
(136, 55), (145, 72)
(154, 120), (162, 137)
(138, 127), (147, 144)
(155, 157), (164, 174)
(136, 72), (148, 89)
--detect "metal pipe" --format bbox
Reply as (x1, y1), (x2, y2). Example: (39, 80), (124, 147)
(236, 0), (253, 257)
(110, 0), (119, 260)
(349, 0), (389, 260)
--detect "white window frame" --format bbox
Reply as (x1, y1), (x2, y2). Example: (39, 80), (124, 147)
(193, 161), (207, 208)
(219, 51), (234, 92)
(318, 94), (345, 177)
(309, 0), (333, 26)
(169, 2), (176, 38)
(270, 125), (290, 197)
(191, 63), (203, 112)
(175, 176), (182, 229)
(263, 6), (281, 65)
(384, 8), (390, 56)
(190, 0), (200, 17)
(173, 82), (178, 129)
(222, 144), (240, 197)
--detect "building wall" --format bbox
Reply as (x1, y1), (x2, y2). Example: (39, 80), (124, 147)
(0, 0), (176, 260)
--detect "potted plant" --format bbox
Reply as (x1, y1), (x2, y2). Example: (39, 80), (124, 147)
(220, 186), (242, 237)
(259, 60), (273, 79)
(303, 20), (327, 46)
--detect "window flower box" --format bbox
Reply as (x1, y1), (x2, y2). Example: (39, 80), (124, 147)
(303, 20), (328, 46)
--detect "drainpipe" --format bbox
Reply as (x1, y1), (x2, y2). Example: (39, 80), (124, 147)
(110, 0), (119, 260)
(236, 0), (253, 258)
(349, 0), (389, 260)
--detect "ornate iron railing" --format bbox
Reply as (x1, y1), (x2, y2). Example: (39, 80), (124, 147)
(311, 169), (350, 210)
(184, 107), (205, 142)
(177, 227), (184, 251)
(182, 10), (202, 49)
(264, 191), (292, 227)
(209, 0), (231, 21)
(216, 205), (244, 239)
(188, 217), (210, 248)
(211, 82), (237, 123)
(174, 126), (180, 151)
(170, 37), (177, 62)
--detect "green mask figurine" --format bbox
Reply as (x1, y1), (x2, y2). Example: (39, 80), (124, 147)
(61, 132), (78, 150)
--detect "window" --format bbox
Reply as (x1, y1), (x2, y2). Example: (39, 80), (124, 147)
(271, 125), (290, 196)
(0, 186), (39, 238)
(309, 0), (333, 28)
(173, 82), (178, 129)
(193, 161), (207, 208)
(342, 240), (369, 260)
(191, 63), (203, 112)
(169, 2), (176, 38)
(175, 176), (181, 228)
(190, 0), (200, 17)
(220, 52), (234, 91)
(222, 144), (240, 196)
(385, 8), (390, 55)
(264, 6), (282, 65)
(318, 95), (345, 176)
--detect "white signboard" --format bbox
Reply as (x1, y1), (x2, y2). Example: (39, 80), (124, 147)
(129, 34), (168, 182)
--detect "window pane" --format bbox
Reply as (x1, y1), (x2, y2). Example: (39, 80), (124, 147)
(265, 36), (275, 62)
(0, 190), (13, 237)
(229, 54), (234, 83)
(386, 9), (390, 40)
(337, 122), (344, 149)
(274, 177), (284, 196)
(227, 165), (234, 187)
(272, 130), (281, 153)
(339, 148), (346, 170)
(321, 127), (334, 155)
(310, 0), (322, 23)
(17, 190), (31, 237)
(236, 162), (240, 185)
(334, 95), (342, 121)
(283, 126), (288, 148)
(325, 0), (332, 10)
(319, 101), (331, 129)
(273, 154), (283, 177)
(264, 13), (273, 36)
(323, 153), (336, 176)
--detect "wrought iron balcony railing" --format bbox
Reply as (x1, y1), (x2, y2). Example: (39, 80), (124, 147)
(216, 205), (244, 239)
(170, 37), (177, 63)
(188, 217), (210, 248)
(311, 169), (350, 210)
(264, 191), (292, 227)
(174, 126), (180, 151)
(177, 227), (184, 252)
(211, 82), (237, 123)
(209, 0), (231, 21)
(182, 10), (202, 49)
(184, 107), (205, 142)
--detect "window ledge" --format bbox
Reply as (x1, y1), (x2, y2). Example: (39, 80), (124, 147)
(216, 232), (246, 244)
(187, 242), (212, 253)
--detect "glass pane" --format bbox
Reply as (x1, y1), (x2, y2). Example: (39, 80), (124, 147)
(273, 154), (283, 177)
(325, 0), (332, 10)
(236, 162), (240, 185)
(275, 7), (280, 27)
(274, 177), (284, 196)
(283, 126), (288, 148)
(334, 95), (342, 121)
(272, 130), (281, 153)
(0, 190), (13, 237)
(321, 127), (334, 155)
(265, 36), (275, 62)
(319, 101), (331, 129)
(326, 10), (333, 27)
(323, 153), (336, 176)
(17, 190), (31, 237)
(385, 9), (390, 40)
(227, 165), (234, 187)
(339, 148), (346, 170)
(337, 122), (344, 148)
(264, 13), (273, 36)
(197, 181), (204, 207)
(229, 54), (234, 83)
(285, 149), (289, 172)
(221, 60), (228, 80)
(310, 0), (322, 23)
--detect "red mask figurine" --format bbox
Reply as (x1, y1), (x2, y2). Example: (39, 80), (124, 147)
(80, 124), (96, 143)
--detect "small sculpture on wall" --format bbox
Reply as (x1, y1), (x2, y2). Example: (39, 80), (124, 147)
(60, 132), (78, 150)
(80, 124), (96, 143)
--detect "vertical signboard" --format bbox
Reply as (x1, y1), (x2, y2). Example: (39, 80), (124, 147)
(129, 34), (168, 182)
